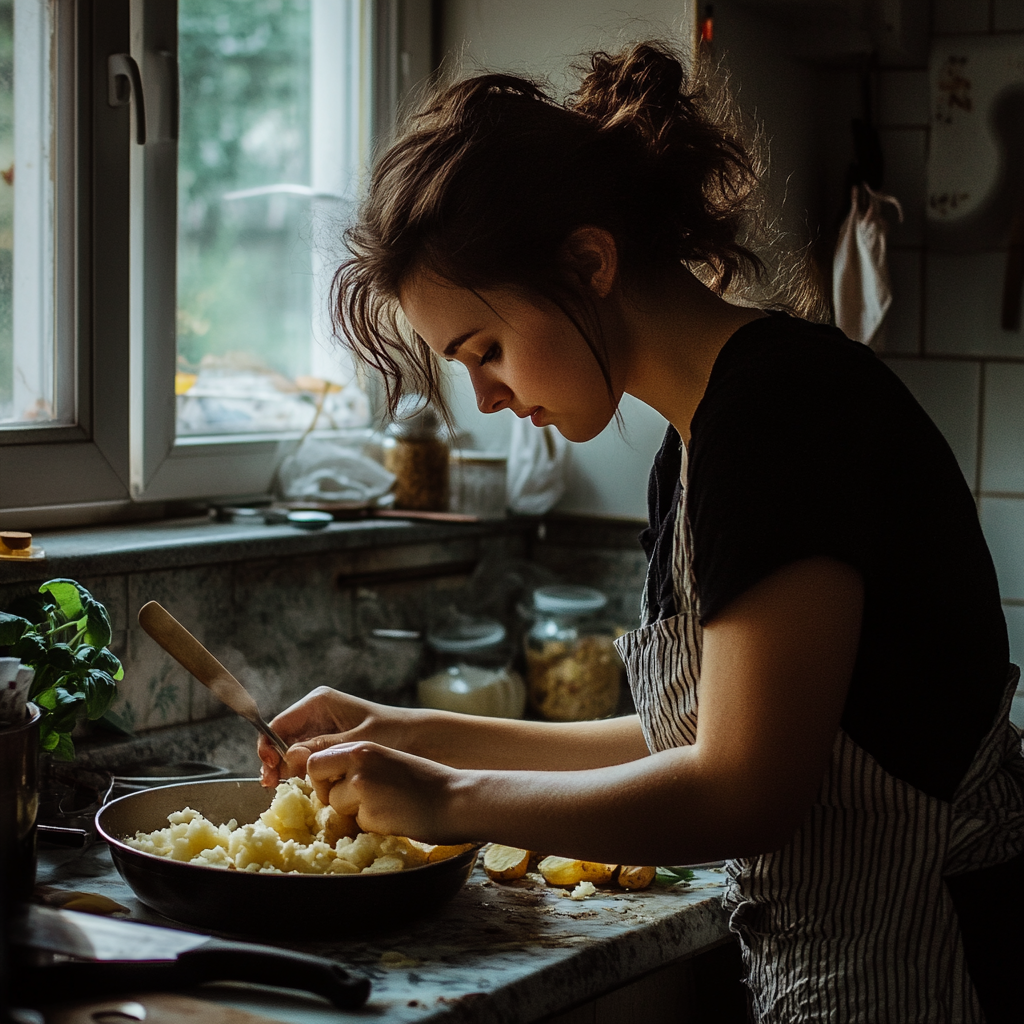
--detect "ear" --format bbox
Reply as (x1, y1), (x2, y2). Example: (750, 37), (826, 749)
(560, 226), (619, 299)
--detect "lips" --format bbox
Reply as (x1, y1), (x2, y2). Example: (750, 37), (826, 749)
(529, 407), (545, 427)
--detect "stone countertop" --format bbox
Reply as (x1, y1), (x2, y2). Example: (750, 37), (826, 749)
(36, 842), (730, 1024)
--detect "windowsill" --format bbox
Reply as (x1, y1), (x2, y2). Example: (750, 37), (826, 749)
(0, 513), (537, 584)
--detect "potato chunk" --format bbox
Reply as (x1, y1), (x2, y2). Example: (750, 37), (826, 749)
(617, 865), (656, 890)
(484, 844), (531, 881)
(580, 862), (617, 885)
(538, 855), (585, 887)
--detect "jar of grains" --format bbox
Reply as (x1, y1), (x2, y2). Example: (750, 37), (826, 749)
(524, 585), (622, 721)
(382, 400), (449, 511)
(417, 620), (526, 719)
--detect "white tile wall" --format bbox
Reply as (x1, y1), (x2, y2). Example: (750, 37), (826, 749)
(980, 496), (1024, 599)
(981, 362), (1024, 493)
(932, 0), (991, 34)
(1000, 602), (1024, 727)
(885, 357), (980, 483)
(925, 251), (1024, 357)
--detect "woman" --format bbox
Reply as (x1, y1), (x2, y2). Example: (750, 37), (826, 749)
(259, 43), (1024, 1022)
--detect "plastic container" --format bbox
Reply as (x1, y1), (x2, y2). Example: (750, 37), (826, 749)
(524, 585), (621, 721)
(417, 620), (526, 719)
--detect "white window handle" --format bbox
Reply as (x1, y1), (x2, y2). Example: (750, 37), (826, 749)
(107, 53), (146, 145)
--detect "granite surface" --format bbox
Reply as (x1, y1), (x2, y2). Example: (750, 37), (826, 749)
(35, 841), (730, 1024)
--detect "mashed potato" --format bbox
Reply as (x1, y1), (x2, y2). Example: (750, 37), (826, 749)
(124, 776), (446, 875)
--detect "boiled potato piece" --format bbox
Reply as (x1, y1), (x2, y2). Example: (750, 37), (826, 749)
(580, 862), (617, 885)
(408, 840), (476, 863)
(484, 844), (531, 881)
(617, 865), (656, 890)
(538, 855), (586, 887)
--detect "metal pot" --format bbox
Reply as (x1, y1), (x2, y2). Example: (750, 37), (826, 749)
(95, 778), (479, 940)
(0, 703), (40, 905)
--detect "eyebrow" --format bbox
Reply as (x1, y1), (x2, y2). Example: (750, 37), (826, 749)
(444, 330), (481, 357)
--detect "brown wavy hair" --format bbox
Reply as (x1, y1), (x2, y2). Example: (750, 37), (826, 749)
(331, 41), (823, 422)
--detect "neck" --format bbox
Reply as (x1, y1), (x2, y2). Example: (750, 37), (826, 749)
(615, 265), (765, 442)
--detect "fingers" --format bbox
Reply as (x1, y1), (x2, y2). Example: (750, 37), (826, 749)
(306, 741), (365, 806)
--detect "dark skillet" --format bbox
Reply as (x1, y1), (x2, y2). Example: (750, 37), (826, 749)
(95, 778), (479, 940)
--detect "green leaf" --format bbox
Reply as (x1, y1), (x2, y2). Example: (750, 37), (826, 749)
(654, 867), (695, 887)
(96, 708), (134, 735)
(40, 729), (60, 752)
(39, 579), (86, 622)
(0, 612), (31, 646)
(42, 644), (77, 673)
(51, 732), (76, 761)
(91, 649), (123, 680)
(74, 645), (98, 665)
(82, 669), (116, 720)
(11, 633), (46, 664)
(34, 686), (58, 711)
(81, 594), (113, 649)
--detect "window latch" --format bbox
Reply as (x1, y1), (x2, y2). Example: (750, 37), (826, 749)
(107, 53), (146, 145)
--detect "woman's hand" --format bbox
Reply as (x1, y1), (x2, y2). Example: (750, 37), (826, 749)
(306, 741), (462, 843)
(257, 686), (417, 787)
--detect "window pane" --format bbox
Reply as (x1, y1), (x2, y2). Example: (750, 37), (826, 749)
(0, 0), (62, 428)
(176, 0), (369, 438)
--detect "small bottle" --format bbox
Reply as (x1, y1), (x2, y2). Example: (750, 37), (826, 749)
(417, 620), (526, 719)
(525, 585), (622, 722)
(382, 398), (449, 511)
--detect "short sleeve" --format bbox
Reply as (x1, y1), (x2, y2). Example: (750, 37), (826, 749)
(687, 321), (878, 625)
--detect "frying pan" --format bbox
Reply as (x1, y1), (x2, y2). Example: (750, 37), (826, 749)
(95, 778), (479, 940)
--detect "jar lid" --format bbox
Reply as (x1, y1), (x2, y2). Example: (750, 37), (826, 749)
(532, 585), (607, 615)
(427, 619), (506, 653)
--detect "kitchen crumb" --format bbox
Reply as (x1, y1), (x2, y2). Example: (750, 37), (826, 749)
(381, 950), (420, 968)
(567, 881), (597, 900)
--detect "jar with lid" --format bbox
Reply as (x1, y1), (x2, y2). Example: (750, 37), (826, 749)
(524, 585), (621, 721)
(417, 620), (526, 719)
(382, 397), (449, 511)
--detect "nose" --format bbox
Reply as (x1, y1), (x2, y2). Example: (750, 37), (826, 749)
(472, 371), (512, 415)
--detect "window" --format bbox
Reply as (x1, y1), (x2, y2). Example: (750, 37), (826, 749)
(0, 0), (429, 528)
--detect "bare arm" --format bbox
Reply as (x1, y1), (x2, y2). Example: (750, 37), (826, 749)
(258, 685), (649, 785)
(308, 557), (863, 865)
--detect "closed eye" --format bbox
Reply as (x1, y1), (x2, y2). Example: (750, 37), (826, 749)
(480, 343), (500, 367)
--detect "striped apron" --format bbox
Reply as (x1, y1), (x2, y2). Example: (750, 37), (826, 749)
(614, 461), (1024, 1023)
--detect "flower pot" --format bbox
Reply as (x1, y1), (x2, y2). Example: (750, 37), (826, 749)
(0, 703), (40, 906)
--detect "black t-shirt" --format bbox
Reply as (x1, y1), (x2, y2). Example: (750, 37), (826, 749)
(640, 313), (1009, 801)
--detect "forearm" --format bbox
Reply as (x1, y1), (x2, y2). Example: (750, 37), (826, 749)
(439, 744), (803, 866)
(405, 710), (650, 771)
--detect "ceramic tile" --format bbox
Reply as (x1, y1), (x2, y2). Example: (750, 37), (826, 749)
(879, 128), (926, 245)
(884, 358), (980, 485)
(980, 362), (1024, 493)
(933, 0), (991, 33)
(1002, 602), (1024, 727)
(925, 251), (1024, 356)
(980, 496), (1024, 599)
(875, 248), (922, 353)
(120, 565), (232, 730)
(993, 0), (1024, 31)
(878, 70), (930, 126)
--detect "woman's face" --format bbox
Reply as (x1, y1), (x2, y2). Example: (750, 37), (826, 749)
(399, 271), (621, 443)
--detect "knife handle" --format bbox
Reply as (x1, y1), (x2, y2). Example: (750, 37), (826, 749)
(14, 945), (371, 1010)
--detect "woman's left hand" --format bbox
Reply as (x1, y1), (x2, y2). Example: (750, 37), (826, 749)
(306, 741), (464, 844)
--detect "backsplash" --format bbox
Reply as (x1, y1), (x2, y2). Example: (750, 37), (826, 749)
(873, 5), (1024, 688)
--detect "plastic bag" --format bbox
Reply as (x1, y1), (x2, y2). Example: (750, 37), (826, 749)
(506, 418), (568, 515)
(276, 437), (395, 503)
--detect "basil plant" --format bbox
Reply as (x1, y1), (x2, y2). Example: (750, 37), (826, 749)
(0, 579), (123, 759)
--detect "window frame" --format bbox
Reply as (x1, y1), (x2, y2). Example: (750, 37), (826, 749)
(1, 0), (423, 528)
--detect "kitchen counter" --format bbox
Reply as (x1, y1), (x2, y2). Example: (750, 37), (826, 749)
(34, 841), (733, 1023)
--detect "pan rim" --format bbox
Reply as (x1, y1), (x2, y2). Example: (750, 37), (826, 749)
(96, 776), (481, 880)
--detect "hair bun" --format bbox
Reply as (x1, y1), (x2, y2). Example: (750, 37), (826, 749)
(571, 42), (689, 151)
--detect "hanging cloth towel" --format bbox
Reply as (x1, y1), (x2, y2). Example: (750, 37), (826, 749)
(506, 418), (568, 515)
(832, 184), (904, 345)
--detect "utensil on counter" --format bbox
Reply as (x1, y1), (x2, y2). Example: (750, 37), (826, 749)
(10, 904), (371, 1009)
(95, 778), (480, 938)
(137, 602), (289, 762)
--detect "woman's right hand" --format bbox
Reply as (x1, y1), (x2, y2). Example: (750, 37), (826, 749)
(257, 686), (417, 787)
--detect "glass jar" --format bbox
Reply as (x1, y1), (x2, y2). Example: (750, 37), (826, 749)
(382, 398), (449, 511)
(417, 620), (526, 719)
(525, 585), (621, 721)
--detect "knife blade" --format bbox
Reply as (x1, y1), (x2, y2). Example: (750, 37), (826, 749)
(11, 905), (370, 1009)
